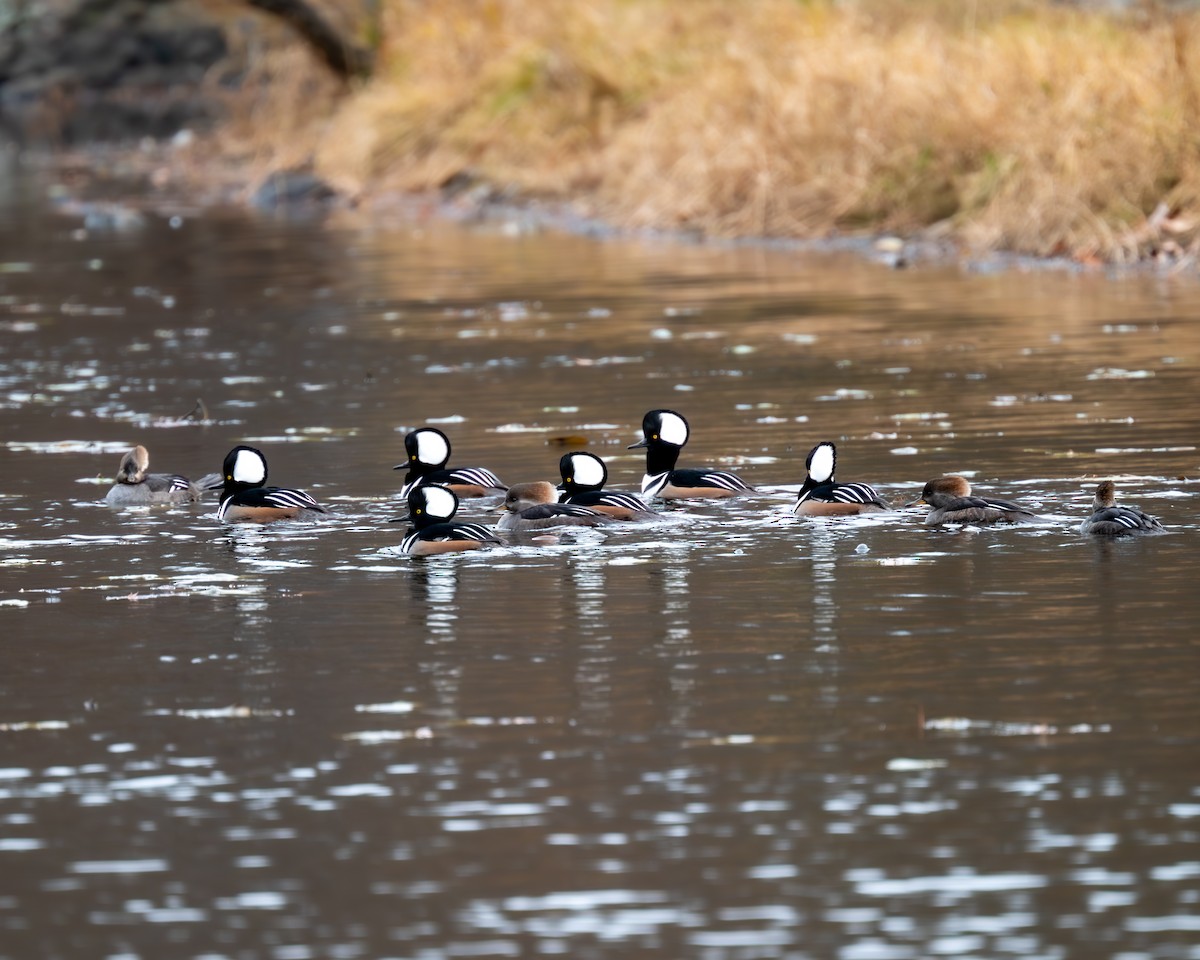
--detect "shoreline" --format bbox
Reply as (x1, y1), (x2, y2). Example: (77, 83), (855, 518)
(9, 0), (1200, 280)
(29, 139), (1197, 285)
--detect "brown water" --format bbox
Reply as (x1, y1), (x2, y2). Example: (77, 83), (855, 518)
(2, 164), (1199, 960)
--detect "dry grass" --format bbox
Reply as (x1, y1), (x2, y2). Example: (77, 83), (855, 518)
(230, 0), (1200, 260)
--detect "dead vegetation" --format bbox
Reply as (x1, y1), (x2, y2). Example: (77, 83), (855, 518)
(209, 0), (1200, 264)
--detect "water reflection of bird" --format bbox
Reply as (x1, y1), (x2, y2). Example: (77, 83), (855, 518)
(498, 481), (613, 531)
(104, 445), (221, 506)
(793, 441), (889, 516)
(217, 445), (325, 522)
(394, 484), (501, 556)
(628, 409), (755, 500)
(393, 427), (507, 499)
(1080, 480), (1164, 535)
(907, 475), (1044, 526)
(557, 452), (659, 521)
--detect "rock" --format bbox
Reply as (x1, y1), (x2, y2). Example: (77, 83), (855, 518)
(249, 170), (338, 212)
(0, 0), (227, 144)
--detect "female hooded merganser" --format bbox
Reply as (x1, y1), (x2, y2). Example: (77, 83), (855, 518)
(794, 441), (888, 516)
(394, 484), (502, 556)
(1080, 480), (1165, 535)
(907, 475), (1043, 526)
(217, 444), (325, 523)
(628, 409), (754, 500)
(497, 481), (613, 531)
(394, 427), (507, 499)
(557, 451), (659, 521)
(104, 445), (221, 506)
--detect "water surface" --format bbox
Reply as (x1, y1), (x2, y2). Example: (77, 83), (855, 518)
(1, 167), (1199, 959)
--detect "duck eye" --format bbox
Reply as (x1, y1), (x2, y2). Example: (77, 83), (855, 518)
(652, 434), (659, 440)
(415, 508), (422, 515)
(225, 474), (232, 481)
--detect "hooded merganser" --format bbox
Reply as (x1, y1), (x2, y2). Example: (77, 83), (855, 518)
(794, 441), (888, 516)
(393, 427), (507, 499)
(1080, 480), (1165, 535)
(557, 451), (660, 521)
(628, 409), (755, 500)
(216, 444), (326, 523)
(497, 481), (613, 531)
(104, 445), (222, 506)
(907, 475), (1044, 526)
(394, 484), (502, 556)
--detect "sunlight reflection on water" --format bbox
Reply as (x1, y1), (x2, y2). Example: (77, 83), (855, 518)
(0, 181), (1199, 959)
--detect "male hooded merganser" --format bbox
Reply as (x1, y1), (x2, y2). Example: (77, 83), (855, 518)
(557, 451), (659, 521)
(1080, 479), (1165, 535)
(217, 444), (325, 522)
(104, 445), (222, 506)
(497, 481), (613, 531)
(393, 427), (507, 499)
(794, 441), (888, 516)
(907, 475), (1043, 526)
(394, 484), (502, 556)
(628, 409), (754, 500)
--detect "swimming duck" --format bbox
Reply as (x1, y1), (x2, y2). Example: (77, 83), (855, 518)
(793, 441), (888, 516)
(104, 445), (221, 506)
(557, 451), (659, 521)
(1079, 480), (1165, 535)
(907, 475), (1044, 526)
(497, 481), (613, 531)
(217, 445), (325, 522)
(628, 409), (755, 500)
(394, 427), (506, 499)
(394, 484), (501, 556)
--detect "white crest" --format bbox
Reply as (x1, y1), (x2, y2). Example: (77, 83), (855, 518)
(571, 453), (606, 487)
(658, 412), (689, 446)
(807, 443), (835, 484)
(232, 448), (266, 485)
(422, 485), (457, 520)
(413, 429), (451, 466)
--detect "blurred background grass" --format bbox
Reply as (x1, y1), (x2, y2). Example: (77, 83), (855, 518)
(205, 0), (1200, 262)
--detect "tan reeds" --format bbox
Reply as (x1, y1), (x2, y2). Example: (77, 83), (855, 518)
(237, 0), (1200, 260)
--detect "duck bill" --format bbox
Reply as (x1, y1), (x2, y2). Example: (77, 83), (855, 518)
(392, 461), (416, 471)
(627, 438), (648, 449)
(388, 513), (414, 523)
(903, 497), (927, 508)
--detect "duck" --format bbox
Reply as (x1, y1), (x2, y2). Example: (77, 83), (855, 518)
(907, 475), (1044, 526)
(394, 427), (506, 499)
(394, 484), (502, 556)
(557, 451), (659, 521)
(1079, 480), (1165, 535)
(628, 409), (755, 500)
(216, 444), (326, 522)
(793, 441), (888, 516)
(497, 481), (613, 532)
(104, 445), (221, 506)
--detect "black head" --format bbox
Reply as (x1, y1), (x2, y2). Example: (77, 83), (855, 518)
(804, 442), (837, 484)
(558, 451), (608, 491)
(628, 409), (690, 450)
(399, 483), (459, 527)
(395, 427), (452, 471)
(222, 445), (268, 490)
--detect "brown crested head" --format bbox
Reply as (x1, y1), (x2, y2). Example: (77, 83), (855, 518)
(914, 474), (972, 507)
(502, 481), (559, 511)
(1092, 479), (1117, 510)
(116, 445), (150, 484)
